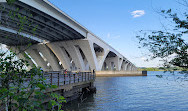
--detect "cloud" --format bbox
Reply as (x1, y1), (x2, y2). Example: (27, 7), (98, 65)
(131, 10), (145, 18)
(107, 33), (120, 39)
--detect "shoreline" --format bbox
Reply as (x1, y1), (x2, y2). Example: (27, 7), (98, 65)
(96, 71), (147, 77)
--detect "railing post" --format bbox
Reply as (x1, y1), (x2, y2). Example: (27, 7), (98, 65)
(94, 71), (96, 80)
(78, 72), (79, 82)
(74, 74), (76, 83)
(64, 72), (66, 85)
(93, 70), (95, 80)
(69, 72), (71, 84)
(89, 72), (91, 80)
(85, 72), (86, 81)
(82, 72), (83, 82)
(89, 72), (90, 80)
(51, 73), (52, 85)
(58, 72), (59, 86)
(88, 72), (89, 80)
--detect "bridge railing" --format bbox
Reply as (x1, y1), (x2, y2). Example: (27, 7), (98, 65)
(43, 71), (95, 86)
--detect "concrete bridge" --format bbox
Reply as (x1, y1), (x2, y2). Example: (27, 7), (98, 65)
(0, 0), (137, 72)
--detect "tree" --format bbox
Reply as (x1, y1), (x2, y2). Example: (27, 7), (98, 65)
(0, 0), (66, 110)
(137, 3), (188, 72)
(0, 51), (66, 111)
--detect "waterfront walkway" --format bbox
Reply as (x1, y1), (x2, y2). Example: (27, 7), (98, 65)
(43, 71), (95, 86)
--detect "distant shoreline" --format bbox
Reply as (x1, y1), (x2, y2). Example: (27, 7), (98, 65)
(138, 67), (187, 71)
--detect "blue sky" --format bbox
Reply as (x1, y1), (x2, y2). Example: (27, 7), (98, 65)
(48, 0), (182, 67)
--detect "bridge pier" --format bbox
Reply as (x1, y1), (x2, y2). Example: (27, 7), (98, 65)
(8, 39), (138, 72)
(26, 47), (50, 71)
(47, 42), (72, 71)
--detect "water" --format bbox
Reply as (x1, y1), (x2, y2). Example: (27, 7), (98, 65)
(64, 71), (188, 111)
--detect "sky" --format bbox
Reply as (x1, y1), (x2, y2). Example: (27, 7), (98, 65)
(48, 0), (184, 67)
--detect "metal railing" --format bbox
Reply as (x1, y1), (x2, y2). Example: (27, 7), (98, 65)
(0, 71), (95, 88)
(43, 71), (95, 86)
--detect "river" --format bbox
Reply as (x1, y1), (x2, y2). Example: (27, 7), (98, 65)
(64, 71), (188, 111)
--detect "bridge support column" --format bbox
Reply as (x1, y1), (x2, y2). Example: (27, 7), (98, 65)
(47, 42), (71, 71)
(127, 63), (132, 71)
(26, 48), (49, 71)
(8, 46), (35, 70)
(121, 61), (126, 71)
(125, 62), (129, 71)
(37, 44), (61, 71)
(61, 41), (86, 71)
(118, 58), (123, 71)
(76, 40), (99, 71)
(97, 50), (109, 71)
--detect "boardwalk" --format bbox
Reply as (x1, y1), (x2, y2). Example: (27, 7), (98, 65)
(43, 71), (96, 102)
(43, 71), (95, 86)
(21, 71), (95, 89)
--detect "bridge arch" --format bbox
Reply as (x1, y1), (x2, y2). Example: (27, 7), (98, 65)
(93, 43), (105, 63)
(126, 63), (133, 71)
(121, 60), (126, 70)
(102, 51), (119, 70)
(74, 45), (91, 71)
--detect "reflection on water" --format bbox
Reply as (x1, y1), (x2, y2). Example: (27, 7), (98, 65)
(64, 71), (188, 111)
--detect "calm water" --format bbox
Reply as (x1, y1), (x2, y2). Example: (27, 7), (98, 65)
(64, 71), (188, 111)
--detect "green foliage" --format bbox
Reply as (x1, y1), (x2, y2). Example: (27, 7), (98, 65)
(138, 67), (187, 71)
(6, 0), (17, 5)
(0, 1), (66, 110)
(138, 67), (161, 71)
(137, 7), (188, 71)
(0, 51), (66, 110)
(49, 93), (66, 111)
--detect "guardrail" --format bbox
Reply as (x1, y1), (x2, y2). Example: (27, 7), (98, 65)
(43, 71), (96, 86)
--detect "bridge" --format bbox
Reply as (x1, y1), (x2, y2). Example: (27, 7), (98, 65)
(0, 0), (137, 72)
